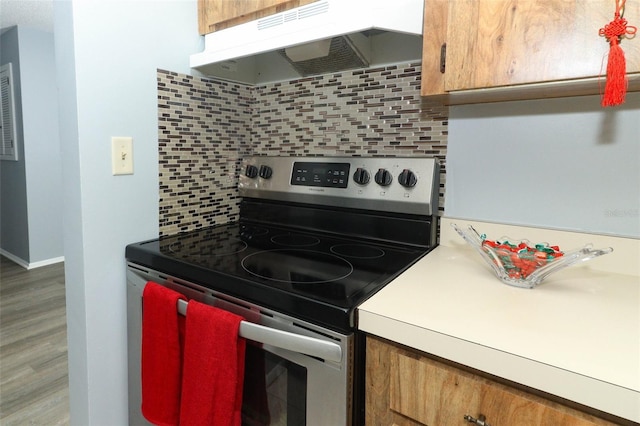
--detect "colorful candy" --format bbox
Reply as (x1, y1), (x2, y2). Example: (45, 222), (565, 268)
(479, 235), (564, 279)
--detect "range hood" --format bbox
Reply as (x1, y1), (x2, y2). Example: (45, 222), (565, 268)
(190, 0), (424, 85)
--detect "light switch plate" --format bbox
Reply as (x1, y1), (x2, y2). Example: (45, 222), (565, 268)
(111, 137), (133, 175)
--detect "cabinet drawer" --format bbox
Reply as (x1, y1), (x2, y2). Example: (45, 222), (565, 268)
(365, 336), (621, 426)
(390, 352), (608, 425)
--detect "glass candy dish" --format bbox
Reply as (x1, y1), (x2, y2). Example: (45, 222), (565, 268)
(452, 224), (613, 289)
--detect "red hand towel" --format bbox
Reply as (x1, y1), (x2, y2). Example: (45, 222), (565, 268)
(141, 282), (186, 426)
(179, 300), (246, 426)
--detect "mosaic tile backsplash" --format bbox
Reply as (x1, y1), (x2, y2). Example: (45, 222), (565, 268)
(158, 63), (448, 236)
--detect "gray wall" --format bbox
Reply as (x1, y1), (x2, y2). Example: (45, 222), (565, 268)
(0, 27), (29, 262)
(53, 1), (201, 424)
(0, 26), (62, 267)
(446, 93), (640, 238)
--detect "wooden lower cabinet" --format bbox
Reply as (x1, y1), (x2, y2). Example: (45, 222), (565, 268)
(365, 336), (620, 426)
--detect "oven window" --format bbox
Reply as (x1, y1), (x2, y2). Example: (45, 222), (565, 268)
(243, 343), (307, 426)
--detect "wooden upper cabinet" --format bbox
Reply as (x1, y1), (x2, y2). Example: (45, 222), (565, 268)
(422, 0), (640, 103)
(198, 0), (320, 35)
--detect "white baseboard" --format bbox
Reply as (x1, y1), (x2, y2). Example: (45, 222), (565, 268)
(0, 249), (64, 270)
(28, 256), (64, 269)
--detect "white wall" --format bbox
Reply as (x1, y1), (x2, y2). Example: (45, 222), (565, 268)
(53, 1), (201, 424)
(446, 93), (640, 238)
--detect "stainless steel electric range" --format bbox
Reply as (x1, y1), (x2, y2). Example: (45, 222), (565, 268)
(126, 156), (440, 426)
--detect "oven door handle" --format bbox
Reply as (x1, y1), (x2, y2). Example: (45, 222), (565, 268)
(239, 321), (343, 363)
(177, 299), (342, 363)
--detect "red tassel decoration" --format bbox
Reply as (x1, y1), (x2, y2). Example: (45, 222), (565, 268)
(603, 36), (627, 106)
(599, 0), (637, 107)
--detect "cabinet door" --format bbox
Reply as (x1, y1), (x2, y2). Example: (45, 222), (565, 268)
(198, 0), (319, 34)
(366, 336), (618, 426)
(366, 337), (424, 426)
(444, 0), (640, 91)
(421, 0), (449, 97)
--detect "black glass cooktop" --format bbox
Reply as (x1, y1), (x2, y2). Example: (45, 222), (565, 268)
(126, 221), (430, 332)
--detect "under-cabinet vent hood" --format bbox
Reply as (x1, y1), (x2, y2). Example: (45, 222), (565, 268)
(190, 0), (424, 85)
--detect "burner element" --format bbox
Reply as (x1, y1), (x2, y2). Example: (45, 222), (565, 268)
(330, 244), (385, 259)
(242, 249), (353, 284)
(271, 233), (320, 247)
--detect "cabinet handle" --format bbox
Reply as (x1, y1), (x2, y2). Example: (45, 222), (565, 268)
(440, 43), (447, 73)
(464, 414), (490, 426)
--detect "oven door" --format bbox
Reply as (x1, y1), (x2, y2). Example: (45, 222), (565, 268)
(127, 264), (353, 426)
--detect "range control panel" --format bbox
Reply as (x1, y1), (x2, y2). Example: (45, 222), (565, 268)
(291, 162), (350, 188)
(239, 156), (440, 216)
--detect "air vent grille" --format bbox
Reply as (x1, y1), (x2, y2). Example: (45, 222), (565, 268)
(297, 1), (329, 19)
(283, 11), (297, 23)
(258, 15), (283, 30)
(257, 0), (329, 31)
(0, 63), (18, 161)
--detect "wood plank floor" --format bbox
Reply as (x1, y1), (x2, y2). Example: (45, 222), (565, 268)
(0, 256), (69, 425)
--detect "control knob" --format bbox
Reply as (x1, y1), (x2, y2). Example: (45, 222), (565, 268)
(398, 169), (418, 188)
(245, 164), (258, 178)
(258, 165), (273, 179)
(353, 167), (370, 185)
(374, 168), (393, 186)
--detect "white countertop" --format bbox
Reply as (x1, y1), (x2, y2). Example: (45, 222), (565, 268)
(358, 217), (640, 423)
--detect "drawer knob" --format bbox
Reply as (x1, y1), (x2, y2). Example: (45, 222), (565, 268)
(464, 414), (490, 426)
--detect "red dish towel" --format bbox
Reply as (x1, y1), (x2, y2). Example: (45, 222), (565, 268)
(141, 282), (186, 426)
(179, 300), (246, 426)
